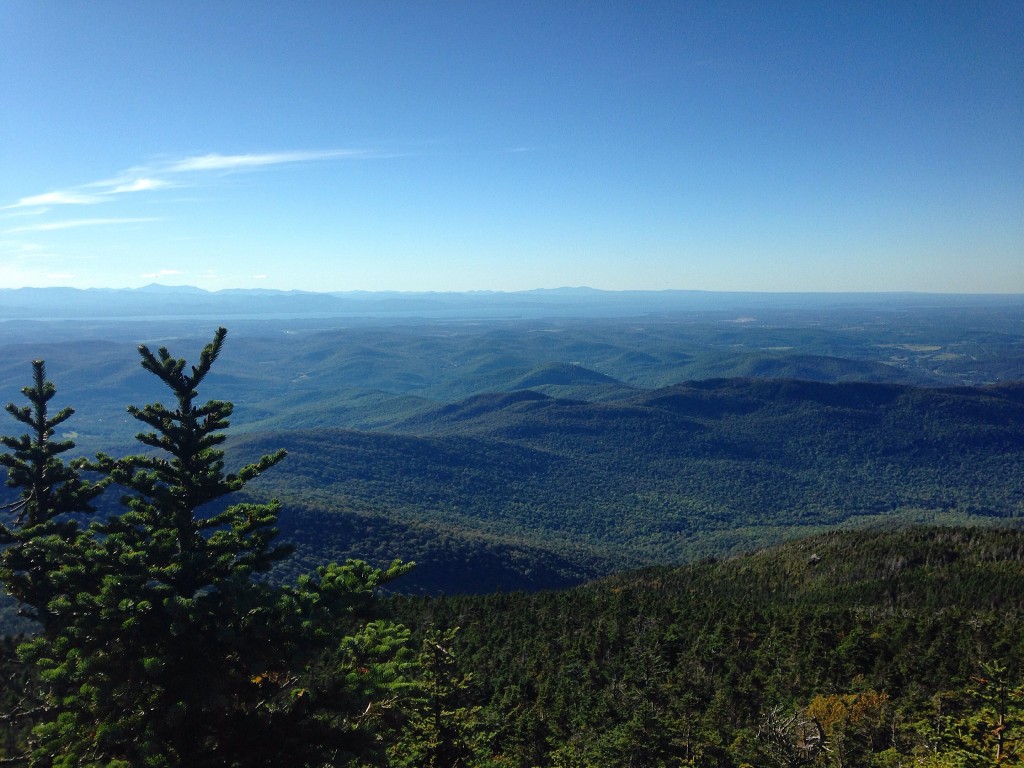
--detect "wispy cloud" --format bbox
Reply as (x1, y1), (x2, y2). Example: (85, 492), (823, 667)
(1, 206), (50, 218)
(7, 191), (104, 208)
(0, 240), (48, 258)
(167, 150), (361, 173)
(5, 217), (159, 234)
(108, 177), (171, 194)
(3, 148), (366, 211)
(141, 268), (182, 279)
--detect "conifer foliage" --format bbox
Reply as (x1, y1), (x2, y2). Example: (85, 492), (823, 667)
(0, 329), (413, 768)
(0, 360), (106, 628)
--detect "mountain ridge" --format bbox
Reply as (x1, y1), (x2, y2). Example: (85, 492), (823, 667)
(4, 285), (1023, 321)
(215, 376), (1024, 592)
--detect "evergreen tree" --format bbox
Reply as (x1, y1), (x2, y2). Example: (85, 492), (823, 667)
(0, 360), (105, 630)
(0, 360), (106, 764)
(1, 329), (414, 767)
(390, 628), (497, 768)
(926, 661), (1024, 767)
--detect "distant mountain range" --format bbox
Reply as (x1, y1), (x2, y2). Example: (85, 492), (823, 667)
(2, 284), (1023, 321)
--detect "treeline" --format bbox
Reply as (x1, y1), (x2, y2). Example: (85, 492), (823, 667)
(386, 526), (1024, 766)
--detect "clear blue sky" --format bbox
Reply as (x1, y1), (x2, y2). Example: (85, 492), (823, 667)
(1, 1), (1021, 293)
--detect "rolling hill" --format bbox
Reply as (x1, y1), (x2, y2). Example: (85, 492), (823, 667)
(226, 378), (1024, 592)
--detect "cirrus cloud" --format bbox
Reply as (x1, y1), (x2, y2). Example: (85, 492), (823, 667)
(7, 191), (104, 208)
(5, 217), (159, 234)
(3, 148), (369, 211)
(166, 149), (363, 173)
(108, 177), (171, 194)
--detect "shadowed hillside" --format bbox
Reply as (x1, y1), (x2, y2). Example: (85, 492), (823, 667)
(223, 378), (1024, 592)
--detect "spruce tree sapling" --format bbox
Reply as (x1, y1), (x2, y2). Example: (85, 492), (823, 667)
(0, 360), (106, 631)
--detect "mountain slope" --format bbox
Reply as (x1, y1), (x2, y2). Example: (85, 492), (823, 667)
(386, 526), (1024, 766)
(229, 378), (1024, 591)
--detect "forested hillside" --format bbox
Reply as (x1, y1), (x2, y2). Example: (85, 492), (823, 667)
(387, 527), (1024, 766)
(235, 378), (1024, 592)
(5, 372), (1020, 596)
(6, 525), (1024, 764)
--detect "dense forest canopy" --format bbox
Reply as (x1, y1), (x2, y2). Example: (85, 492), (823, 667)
(385, 527), (1024, 766)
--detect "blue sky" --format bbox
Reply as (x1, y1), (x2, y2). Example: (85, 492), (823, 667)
(1, 2), (1021, 293)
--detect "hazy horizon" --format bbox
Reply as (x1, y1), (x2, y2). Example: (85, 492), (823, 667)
(4, 283), (1024, 297)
